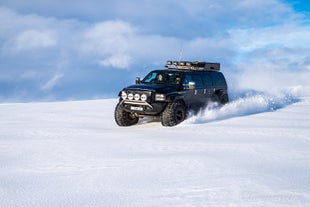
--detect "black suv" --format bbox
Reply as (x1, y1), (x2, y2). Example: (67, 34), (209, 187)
(115, 61), (229, 127)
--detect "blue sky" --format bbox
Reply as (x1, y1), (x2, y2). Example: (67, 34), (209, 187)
(288, 0), (310, 12)
(0, 0), (310, 102)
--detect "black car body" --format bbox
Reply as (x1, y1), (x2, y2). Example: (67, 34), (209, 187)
(115, 61), (229, 126)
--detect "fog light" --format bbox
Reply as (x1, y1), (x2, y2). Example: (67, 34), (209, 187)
(141, 94), (147, 101)
(134, 94), (140, 101)
(128, 93), (133, 100)
(121, 91), (127, 100)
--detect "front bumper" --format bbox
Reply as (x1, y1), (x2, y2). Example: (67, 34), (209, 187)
(119, 100), (166, 115)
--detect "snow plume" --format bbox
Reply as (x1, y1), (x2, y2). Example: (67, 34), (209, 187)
(184, 87), (300, 125)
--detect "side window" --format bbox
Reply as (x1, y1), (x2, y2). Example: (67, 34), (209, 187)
(191, 74), (204, 89)
(212, 72), (227, 87)
(202, 74), (212, 87)
(183, 74), (203, 89)
(183, 74), (193, 84)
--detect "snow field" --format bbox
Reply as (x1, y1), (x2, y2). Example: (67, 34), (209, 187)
(0, 87), (310, 206)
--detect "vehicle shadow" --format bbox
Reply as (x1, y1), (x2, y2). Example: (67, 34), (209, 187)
(137, 116), (161, 125)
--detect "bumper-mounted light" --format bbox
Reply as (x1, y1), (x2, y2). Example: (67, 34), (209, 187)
(141, 94), (147, 101)
(121, 91), (127, 100)
(134, 94), (140, 101)
(128, 93), (134, 100)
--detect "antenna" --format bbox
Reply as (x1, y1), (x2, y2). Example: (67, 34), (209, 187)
(178, 44), (183, 63)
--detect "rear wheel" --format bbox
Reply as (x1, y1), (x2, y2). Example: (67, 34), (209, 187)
(114, 103), (139, 126)
(220, 94), (229, 104)
(161, 102), (186, 127)
(212, 94), (229, 105)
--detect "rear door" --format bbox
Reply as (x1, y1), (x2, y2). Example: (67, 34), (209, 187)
(182, 72), (205, 108)
(211, 72), (228, 103)
(201, 72), (214, 104)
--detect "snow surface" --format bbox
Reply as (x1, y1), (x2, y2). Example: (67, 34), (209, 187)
(1, 87), (310, 207)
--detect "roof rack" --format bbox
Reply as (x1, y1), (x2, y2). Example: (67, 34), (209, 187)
(165, 61), (220, 71)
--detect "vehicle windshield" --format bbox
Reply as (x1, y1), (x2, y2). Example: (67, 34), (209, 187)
(142, 71), (182, 85)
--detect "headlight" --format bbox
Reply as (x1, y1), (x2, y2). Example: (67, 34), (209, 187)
(121, 91), (127, 100)
(134, 94), (140, 101)
(155, 94), (166, 101)
(140, 94), (147, 101)
(128, 93), (134, 100)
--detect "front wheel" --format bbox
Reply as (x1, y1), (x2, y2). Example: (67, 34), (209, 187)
(161, 102), (186, 127)
(114, 103), (139, 126)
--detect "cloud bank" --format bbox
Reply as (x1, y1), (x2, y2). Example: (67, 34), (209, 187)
(0, 0), (309, 102)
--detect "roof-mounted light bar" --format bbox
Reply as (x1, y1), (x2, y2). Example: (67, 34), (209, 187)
(165, 61), (220, 71)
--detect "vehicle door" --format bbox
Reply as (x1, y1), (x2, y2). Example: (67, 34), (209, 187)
(182, 73), (205, 108)
(201, 73), (214, 104)
(211, 72), (229, 103)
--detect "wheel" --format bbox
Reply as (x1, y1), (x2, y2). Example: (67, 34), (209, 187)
(114, 103), (139, 126)
(212, 94), (228, 105)
(220, 94), (229, 104)
(161, 102), (186, 127)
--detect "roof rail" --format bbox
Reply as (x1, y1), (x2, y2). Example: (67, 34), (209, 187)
(165, 61), (220, 71)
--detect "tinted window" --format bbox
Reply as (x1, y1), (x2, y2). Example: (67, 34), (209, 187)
(211, 72), (227, 87)
(183, 74), (193, 84)
(183, 74), (203, 88)
(142, 71), (182, 85)
(202, 74), (212, 87)
(191, 74), (204, 88)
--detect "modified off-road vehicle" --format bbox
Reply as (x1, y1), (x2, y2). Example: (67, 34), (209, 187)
(115, 61), (229, 127)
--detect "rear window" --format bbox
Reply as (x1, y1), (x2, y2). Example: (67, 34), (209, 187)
(211, 72), (227, 87)
(202, 74), (212, 87)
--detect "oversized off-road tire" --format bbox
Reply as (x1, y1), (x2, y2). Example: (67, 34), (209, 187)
(212, 94), (229, 105)
(220, 94), (229, 104)
(161, 102), (186, 127)
(114, 103), (139, 126)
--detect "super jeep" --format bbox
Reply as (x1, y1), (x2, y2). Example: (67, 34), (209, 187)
(114, 61), (229, 127)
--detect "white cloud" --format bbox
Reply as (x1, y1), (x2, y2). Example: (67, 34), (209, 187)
(81, 20), (135, 54)
(229, 25), (310, 52)
(79, 20), (139, 69)
(224, 24), (310, 92)
(41, 72), (63, 91)
(99, 54), (133, 69)
(14, 29), (57, 51)
(227, 25), (310, 73)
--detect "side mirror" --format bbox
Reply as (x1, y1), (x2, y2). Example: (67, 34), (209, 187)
(135, 77), (141, 84)
(184, 81), (195, 89)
